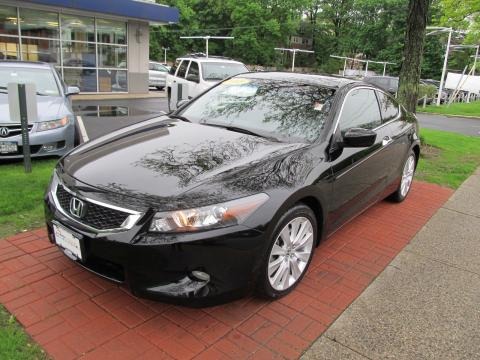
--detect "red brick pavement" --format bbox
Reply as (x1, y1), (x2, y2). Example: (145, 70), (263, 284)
(0, 182), (453, 359)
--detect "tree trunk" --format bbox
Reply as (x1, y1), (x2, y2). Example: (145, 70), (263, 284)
(397, 0), (431, 113)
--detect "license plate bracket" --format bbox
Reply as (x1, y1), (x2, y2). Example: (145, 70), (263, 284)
(52, 222), (84, 261)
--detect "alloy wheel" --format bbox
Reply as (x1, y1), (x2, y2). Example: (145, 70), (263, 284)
(400, 154), (415, 197)
(267, 217), (314, 291)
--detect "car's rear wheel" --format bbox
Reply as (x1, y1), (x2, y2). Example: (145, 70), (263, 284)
(390, 150), (416, 202)
(156, 86), (164, 91)
(258, 204), (317, 299)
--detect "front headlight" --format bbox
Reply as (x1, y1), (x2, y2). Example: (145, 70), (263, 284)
(37, 116), (69, 132)
(149, 193), (269, 233)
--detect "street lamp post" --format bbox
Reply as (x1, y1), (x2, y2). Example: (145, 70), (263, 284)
(162, 47), (169, 64)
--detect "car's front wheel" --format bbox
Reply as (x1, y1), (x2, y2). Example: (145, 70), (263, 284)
(258, 204), (317, 299)
(390, 150), (416, 202)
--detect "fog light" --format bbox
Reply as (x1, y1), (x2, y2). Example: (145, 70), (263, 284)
(191, 270), (210, 282)
(41, 143), (57, 152)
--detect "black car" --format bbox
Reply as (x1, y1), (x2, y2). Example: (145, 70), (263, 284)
(44, 72), (420, 306)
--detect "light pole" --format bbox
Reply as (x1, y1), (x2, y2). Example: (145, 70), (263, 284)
(426, 26), (453, 106)
(162, 47), (169, 64)
(274, 48), (314, 72)
(179, 36), (234, 58)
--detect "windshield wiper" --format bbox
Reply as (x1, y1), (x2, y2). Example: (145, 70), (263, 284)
(168, 114), (191, 122)
(202, 123), (280, 142)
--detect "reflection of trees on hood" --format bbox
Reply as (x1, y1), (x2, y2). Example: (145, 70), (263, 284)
(133, 136), (269, 187)
(198, 80), (335, 142)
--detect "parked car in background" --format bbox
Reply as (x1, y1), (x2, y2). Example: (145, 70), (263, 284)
(148, 61), (169, 90)
(363, 75), (399, 95)
(0, 61), (79, 159)
(45, 72), (420, 306)
(165, 53), (248, 111)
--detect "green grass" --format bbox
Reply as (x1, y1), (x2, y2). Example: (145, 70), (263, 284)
(416, 128), (480, 188)
(0, 305), (48, 360)
(420, 100), (480, 117)
(0, 159), (57, 238)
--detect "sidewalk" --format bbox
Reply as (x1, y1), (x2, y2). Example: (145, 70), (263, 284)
(302, 168), (480, 359)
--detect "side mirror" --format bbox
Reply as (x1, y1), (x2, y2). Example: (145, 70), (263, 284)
(65, 86), (80, 96)
(343, 128), (377, 147)
(177, 99), (190, 108)
(186, 74), (200, 83)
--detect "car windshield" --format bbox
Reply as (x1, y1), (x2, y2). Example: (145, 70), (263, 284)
(0, 67), (60, 96)
(179, 77), (335, 143)
(201, 62), (248, 81)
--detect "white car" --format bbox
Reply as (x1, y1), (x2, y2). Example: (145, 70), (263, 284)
(148, 61), (169, 90)
(165, 54), (248, 111)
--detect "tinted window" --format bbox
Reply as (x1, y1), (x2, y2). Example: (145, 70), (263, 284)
(339, 89), (381, 131)
(187, 61), (199, 80)
(376, 91), (399, 123)
(179, 78), (335, 143)
(169, 60), (180, 75)
(201, 62), (248, 81)
(176, 60), (189, 78)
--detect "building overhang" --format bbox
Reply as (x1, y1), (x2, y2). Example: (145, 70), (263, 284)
(21, 0), (179, 24)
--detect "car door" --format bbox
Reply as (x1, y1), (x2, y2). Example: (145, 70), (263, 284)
(327, 87), (388, 232)
(169, 60), (190, 110)
(375, 90), (412, 195)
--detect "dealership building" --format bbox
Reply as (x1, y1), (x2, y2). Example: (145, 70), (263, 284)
(0, 0), (178, 94)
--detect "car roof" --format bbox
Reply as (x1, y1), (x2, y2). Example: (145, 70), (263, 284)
(238, 71), (359, 89)
(176, 57), (245, 64)
(0, 60), (53, 69)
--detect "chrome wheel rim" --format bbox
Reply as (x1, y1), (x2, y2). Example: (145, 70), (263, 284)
(401, 155), (415, 197)
(268, 217), (314, 291)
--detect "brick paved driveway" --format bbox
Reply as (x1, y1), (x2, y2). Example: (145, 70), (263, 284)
(0, 182), (452, 359)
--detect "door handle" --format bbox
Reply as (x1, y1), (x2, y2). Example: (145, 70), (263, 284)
(382, 136), (393, 146)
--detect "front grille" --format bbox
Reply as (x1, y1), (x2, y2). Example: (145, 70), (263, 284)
(56, 184), (130, 230)
(0, 124), (34, 138)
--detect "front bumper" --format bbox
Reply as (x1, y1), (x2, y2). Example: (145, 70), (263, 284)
(44, 190), (267, 306)
(0, 123), (75, 159)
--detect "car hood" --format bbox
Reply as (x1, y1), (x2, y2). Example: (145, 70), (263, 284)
(60, 117), (309, 208)
(0, 94), (69, 124)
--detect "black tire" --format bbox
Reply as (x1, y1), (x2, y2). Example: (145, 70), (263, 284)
(257, 204), (317, 299)
(167, 88), (172, 112)
(389, 150), (416, 203)
(73, 119), (81, 147)
(156, 86), (164, 91)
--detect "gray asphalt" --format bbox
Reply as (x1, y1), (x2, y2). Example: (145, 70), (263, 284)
(302, 168), (480, 360)
(72, 96), (480, 140)
(417, 113), (480, 136)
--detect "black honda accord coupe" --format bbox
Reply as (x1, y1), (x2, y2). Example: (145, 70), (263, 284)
(44, 72), (420, 306)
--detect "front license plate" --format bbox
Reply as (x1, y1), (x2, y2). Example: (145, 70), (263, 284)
(0, 141), (17, 154)
(53, 224), (83, 260)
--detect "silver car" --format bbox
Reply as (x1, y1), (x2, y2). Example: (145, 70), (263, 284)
(148, 61), (169, 90)
(0, 61), (79, 159)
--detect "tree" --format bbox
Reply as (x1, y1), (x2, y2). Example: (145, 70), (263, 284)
(397, 0), (432, 113)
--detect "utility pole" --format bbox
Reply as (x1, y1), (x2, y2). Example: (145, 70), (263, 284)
(179, 36), (234, 58)
(162, 47), (169, 64)
(274, 48), (314, 72)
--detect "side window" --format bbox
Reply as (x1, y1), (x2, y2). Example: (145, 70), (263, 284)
(339, 89), (382, 132)
(157, 64), (168, 72)
(169, 59), (180, 75)
(186, 61), (199, 81)
(176, 60), (189, 78)
(376, 91), (399, 123)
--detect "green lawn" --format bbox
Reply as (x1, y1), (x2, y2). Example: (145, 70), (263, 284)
(420, 100), (480, 118)
(0, 159), (57, 238)
(416, 128), (480, 188)
(0, 305), (47, 360)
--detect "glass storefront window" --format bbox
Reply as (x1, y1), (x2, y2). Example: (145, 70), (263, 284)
(98, 69), (127, 92)
(63, 68), (98, 92)
(98, 45), (127, 68)
(0, 36), (19, 60)
(61, 14), (94, 42)
(63, 42), (96, 68)
(19, 9), (59, 38)
(97, 19), (126, 44)
(0, 6), (18, 35)
(21, 38), (60, 64)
